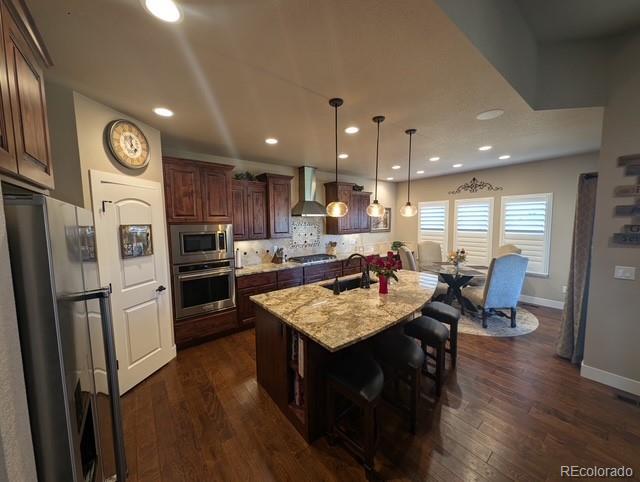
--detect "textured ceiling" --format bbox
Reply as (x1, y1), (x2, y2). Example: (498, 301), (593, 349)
(28, 0), (602, 181)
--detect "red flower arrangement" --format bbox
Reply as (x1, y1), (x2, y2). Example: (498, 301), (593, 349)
(366, 252), (401, 294)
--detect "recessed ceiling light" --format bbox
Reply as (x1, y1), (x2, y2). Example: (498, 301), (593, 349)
(144, 0), (182, 22)
(265, 138), (278, 145)
(345, 126), (359, 134)
(452, 163), (463, 168)
(386, 177), (394, 181)
(478, 145), (493, 151)
(391, 165), (401, 170)
(429, 156), (440, 162)
(476, 109), (504, 120)
(153, 107), (174, 117)
(338, 153), (349, 159)
(416, 170), (425, 174)
(499, 154), (511, 160)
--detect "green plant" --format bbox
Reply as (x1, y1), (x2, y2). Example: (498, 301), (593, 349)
(233, 171), (256, 181)
(390, 241), (405, 252)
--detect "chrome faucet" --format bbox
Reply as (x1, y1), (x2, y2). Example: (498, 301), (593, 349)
(347, 253), (371, 289)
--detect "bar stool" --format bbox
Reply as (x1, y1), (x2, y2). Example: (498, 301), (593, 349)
(422, 301), (461, 368)
(404, 316), (449, 397)
(372, 330), (425, 434)
(326, 352), (384, 480)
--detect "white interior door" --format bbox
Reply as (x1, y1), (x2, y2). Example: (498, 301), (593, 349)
(90, 170), (176, 394)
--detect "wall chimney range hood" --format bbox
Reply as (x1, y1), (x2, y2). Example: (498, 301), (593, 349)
(291, 166), (327, 217)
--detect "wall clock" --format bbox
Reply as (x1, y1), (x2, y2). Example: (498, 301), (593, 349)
(105, 119), (150, 169)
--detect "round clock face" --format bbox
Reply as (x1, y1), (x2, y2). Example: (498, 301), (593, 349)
(106, 120), (150, 169)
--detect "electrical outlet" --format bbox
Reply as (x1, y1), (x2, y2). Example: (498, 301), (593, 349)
(562, 285), (567, 294)
(614, 266), (636, 280)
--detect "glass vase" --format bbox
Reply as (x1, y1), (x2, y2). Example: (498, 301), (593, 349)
(378, 275), (388, 294)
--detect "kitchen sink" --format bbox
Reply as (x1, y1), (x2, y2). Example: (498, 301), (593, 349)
(320, 276), (377, 292)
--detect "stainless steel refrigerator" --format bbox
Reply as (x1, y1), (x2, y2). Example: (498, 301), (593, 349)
(4, 193), (126, 482)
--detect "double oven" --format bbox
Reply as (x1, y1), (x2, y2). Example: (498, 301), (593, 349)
(170, 224), (235, 319)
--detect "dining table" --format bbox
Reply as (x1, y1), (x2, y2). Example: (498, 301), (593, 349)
(422, 262), (488, 314)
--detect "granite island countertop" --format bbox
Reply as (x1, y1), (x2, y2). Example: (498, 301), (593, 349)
(250, 270), (439, 352)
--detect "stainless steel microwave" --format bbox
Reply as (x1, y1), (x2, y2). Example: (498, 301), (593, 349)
(170, 224), (233, 264)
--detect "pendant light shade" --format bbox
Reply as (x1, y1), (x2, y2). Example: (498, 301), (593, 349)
(367, 115), (386, 218)
(400, 128), (418, 217)
(326, 98), (348, 218)
(367, 199), (386, 217)
(400, 202), (418, 217)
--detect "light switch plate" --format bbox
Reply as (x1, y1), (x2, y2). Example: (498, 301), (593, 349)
(614, 266), (636, 280)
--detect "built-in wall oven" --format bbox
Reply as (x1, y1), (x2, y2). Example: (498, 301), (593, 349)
(170, 224), (235, 319)
(173, 259), (236, 319)
(170, 224), (233, 264)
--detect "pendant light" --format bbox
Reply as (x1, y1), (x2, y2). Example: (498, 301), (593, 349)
(400, 128), (418, 217)
(326, 98), (349, 218)
(367, 115), (386, 218)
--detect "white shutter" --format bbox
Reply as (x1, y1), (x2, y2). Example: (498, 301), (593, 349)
(418, 201), (448, 258)
(454, 198), (493, 265)
(500, 193), (553, 276)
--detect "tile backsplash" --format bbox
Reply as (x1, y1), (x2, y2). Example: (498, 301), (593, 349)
(235, 217), (395, 265)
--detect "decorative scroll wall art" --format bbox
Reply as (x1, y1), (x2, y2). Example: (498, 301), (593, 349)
(448, 177), (503, 195)
(613, 154), (640, 245)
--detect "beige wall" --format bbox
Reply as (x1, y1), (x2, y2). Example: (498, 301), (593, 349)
(47, 81), (83, 207)
(583, 32), (640, 395)
(46, 84), (164, 209)
(394, 153), (598, 302)
(0, 183), (37, 482)
(74, 93), (164, 209)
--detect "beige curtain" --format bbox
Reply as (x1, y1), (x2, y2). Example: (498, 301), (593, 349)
(557, 173), (598, 364)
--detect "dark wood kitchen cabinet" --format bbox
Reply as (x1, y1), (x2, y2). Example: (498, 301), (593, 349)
(163, 157), (233, 224)
(324, 182), (371, 234)
(257, 173), (293, 238)
(201, 164), (233, 223)
(163, 159), (202, 222)
(231, 180), (247, 239)
(0, 0), (54, 189)
(232, 179), (267, 241)
(237, 272), (277, 325)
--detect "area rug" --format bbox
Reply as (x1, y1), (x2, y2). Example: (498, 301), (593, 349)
(457, 307), (539, 337)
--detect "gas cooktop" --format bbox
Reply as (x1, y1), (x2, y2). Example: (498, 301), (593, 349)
(288, 254), (337, 265)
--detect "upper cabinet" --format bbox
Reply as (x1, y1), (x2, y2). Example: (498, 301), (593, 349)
(0, 0), (54, 189)
(201, 164), (233, 223)
(257, 173), (293, 238)
(163, 157), (232, 224)
(232, 179), (267, 241)
(324, 182), (371, 234)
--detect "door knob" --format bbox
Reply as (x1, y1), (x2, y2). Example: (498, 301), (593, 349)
(156, 285), (167, 293)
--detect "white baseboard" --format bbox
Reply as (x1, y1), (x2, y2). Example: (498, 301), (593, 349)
(519, 294), (564, 310)
(581, 363), (640, 397)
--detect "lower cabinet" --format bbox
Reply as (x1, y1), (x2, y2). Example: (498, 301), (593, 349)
(174, 308), (239, 348)
(237, 272), (278, 325)
(303, 261), (343, 284)
(342, 257), (362, 276)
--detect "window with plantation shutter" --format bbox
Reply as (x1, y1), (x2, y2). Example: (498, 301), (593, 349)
(454, 198), (494, 265)
(500, 193), (553, 276)
(418, 201), (448, 258)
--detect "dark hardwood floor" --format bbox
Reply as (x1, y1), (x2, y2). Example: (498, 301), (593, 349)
(122, 305), (640, 481)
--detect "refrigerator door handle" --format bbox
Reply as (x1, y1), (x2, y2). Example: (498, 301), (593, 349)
(97, 290), (128, 482)
(62, 288), (127, 481)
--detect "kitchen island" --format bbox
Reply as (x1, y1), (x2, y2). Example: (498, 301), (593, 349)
(250, 270), (438, 441)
